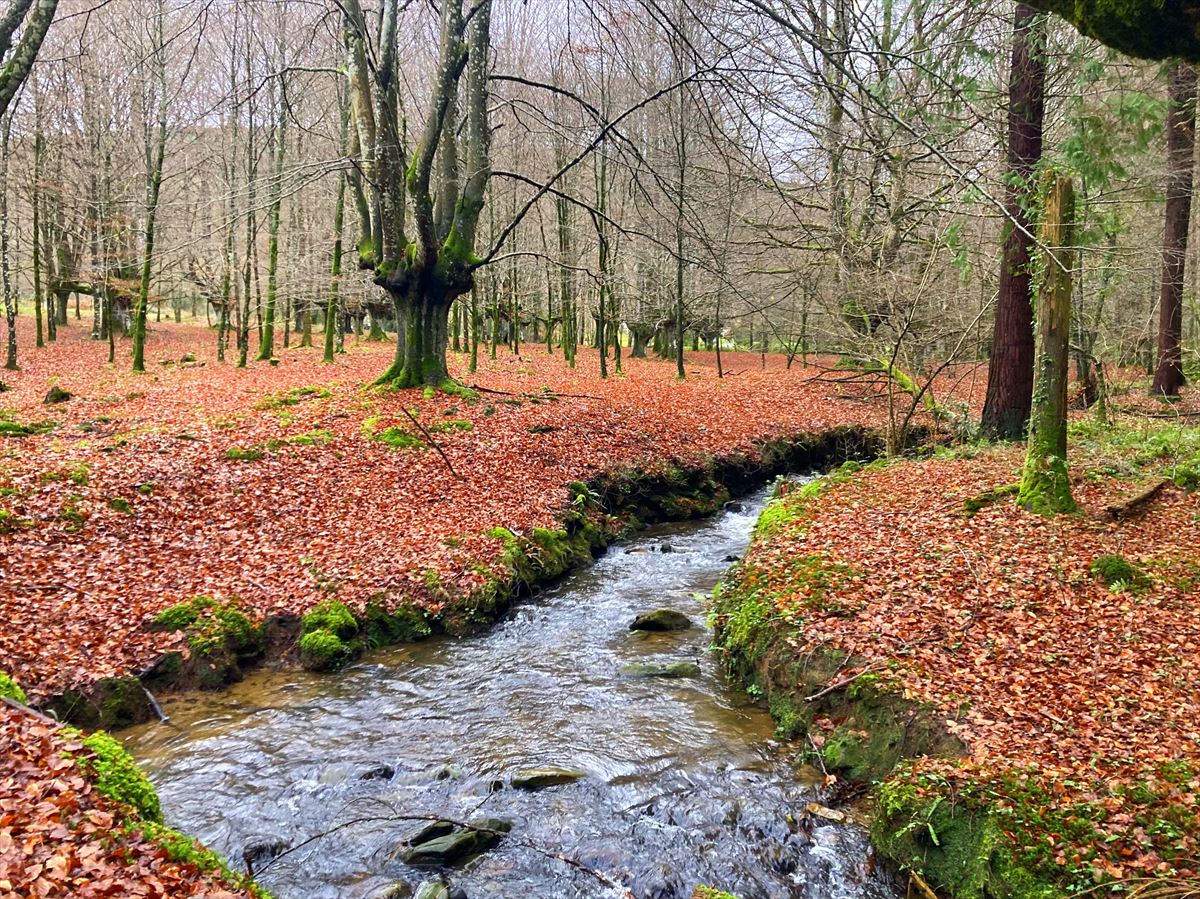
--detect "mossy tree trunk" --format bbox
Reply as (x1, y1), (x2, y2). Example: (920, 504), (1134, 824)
(131, 0), (168, 374)
(344, 0), (491, 389)
(256, 72), (287, 363)
(1018, 171), (1076, 515)
(1153, 61), (1196, 397)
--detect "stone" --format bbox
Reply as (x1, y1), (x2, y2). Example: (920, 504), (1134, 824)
(619, 661), (701, 679)
(242, 838), (288, 874)
(629, 609), (692, 632)
(724, 501), (746, 513)
(399, 819), (510, 866)
(403, 820), (455, 846)
(371, 883), (414, 899)
(43, 385), (71, 404)
(660, 543), (675, 553)
(413, 881), (449, 899)
(723, 554), (740, 563)
(359, 763), (396, 781)
(511, 766), (586, 790)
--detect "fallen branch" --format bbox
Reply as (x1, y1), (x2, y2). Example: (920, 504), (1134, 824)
(2, 696), (62, 728)
(399, 406), (462, 480)
(804, 666), (882, 702)
(1105, 478), (1170, 521)
(909, 871), (941, 899)
(464, 383), (601, 400)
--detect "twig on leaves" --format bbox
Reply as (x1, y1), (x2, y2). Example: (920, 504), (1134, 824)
(399, 406), (461, 479)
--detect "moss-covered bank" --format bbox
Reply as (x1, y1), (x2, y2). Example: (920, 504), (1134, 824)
(41, 426), (881, 730)
(712, 436), (1200, 899)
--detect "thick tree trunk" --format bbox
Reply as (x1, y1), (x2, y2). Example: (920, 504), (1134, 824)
(1018, 172), (1076, 515)
(1153, 61), (1197, 397)
(377, 284), (456, 387)
(982, 4), (1046, 438)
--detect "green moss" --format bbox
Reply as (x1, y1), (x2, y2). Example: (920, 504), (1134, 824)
(148, 597), (263, 688)
(1089, 553), (1150, 591)
(77, 730), (163, 823)
(372, 426), (424, 449)
(693, 888), (740, 899)
(0, 671), (26, 703)
(963, 483), (1019, 517)
(256, 385), (331, 409)
(108, 496), (134, 514)
(362, 601), (431, 646)
(437, 379), (479, 401)
(0, 417), (56, 437)
(298, 629), (352, 672)
(151, 596), (217, 632)
(299, 599), (360, 671)
(301, 599), (358, 640)
(1017, 452), (1076, 515)
(428, 418), (473, 433)
(225, 444), (265, 462)
(0, 508), (33, 532)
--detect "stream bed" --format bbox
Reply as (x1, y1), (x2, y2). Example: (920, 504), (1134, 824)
(125, 482), (899, 899)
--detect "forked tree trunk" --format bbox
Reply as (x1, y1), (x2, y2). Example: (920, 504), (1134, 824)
(982, 3), (1046, 438)
(1153, 60), (1197, 397)
(1018, 172), (1076, 515)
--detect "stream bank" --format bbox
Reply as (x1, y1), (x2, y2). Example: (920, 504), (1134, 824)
(711, 427), (1200, 899)
(43, 425), (883, 731)
(122, 474), (900, 899)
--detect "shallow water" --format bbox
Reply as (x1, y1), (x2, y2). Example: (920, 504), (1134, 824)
(125, 483), (898, 899)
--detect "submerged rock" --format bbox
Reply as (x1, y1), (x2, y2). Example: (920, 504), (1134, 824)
(413, 881), (449, 899)
(242, 837), (288, 874)
(400, 819), (511, 866)
(724, 500), (746, 513)
(660, 543), (675, 553)
(629, 609), (692, 632)
(511, 766), (586, 789)
(402, 820), (455, 846)
(723, 554), (740, 563)
(359, 763), (396, 781)
(620, 661), (701, 679)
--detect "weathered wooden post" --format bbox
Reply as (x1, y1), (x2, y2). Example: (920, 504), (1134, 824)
(1018, 170), (1077, 514)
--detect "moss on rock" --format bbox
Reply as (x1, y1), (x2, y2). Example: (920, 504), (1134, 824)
(0, 671), (26, 703)
(76, 729), (163, 822)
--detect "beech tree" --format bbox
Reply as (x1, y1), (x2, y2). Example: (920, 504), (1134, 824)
(0, 0), (58, 117)
(344, 0), (491, 388)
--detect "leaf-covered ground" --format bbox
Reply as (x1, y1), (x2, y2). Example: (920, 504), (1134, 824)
(729, 422), (1200, 888)
(0, 702), (259, 898)
(0, 320), (905, 703)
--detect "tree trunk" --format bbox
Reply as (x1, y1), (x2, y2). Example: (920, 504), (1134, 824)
(1153, 60), (1197, 397)
(377, 284), (455, 387)
(1, 115), (15, 370)
(1018, 171), (1076, 515)
(982, 3), (1046, 438)
(132, 0), (168, 374)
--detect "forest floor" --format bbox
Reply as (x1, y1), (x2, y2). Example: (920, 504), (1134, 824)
(714, 418), (1200, 895)
(3, 315), (1196, 898)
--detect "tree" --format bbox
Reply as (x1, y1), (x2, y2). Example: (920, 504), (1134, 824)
(981, 4), (1047, 439)
(344, 0), (492, 388)
(1026, 0), (1200, 61)
(1018, 171), (1076, 515)
(1152, 61), (1197, 397)
(0, 0), (59, 117)
(131, 0), (170, 373)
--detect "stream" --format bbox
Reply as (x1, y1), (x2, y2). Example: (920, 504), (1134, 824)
(124, 482), (899, 899)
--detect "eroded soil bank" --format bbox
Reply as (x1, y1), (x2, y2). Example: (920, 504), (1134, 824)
(712, 421), (1200, 898)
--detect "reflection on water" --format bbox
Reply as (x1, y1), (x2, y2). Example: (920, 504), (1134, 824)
(125, 483), (898, 899)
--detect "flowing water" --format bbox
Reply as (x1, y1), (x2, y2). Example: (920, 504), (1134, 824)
(125, 483), (899, 899)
